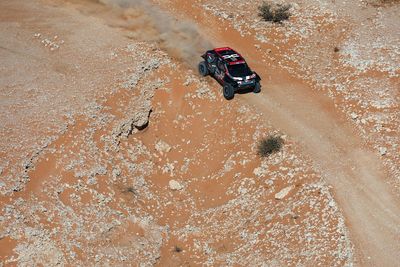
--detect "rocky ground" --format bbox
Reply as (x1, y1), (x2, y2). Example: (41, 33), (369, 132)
(0, 0), (399, 266)
(195, 0), (400, 194)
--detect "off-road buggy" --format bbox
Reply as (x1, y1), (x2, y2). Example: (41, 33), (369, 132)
(198, 47), (261, 100)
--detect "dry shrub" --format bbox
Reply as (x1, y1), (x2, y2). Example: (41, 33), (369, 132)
(258, 2), (291, 23)
(174, 246), (182, 253)
(257, 136), (284, 157)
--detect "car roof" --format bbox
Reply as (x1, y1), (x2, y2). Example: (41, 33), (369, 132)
(213, 47), (246, 65)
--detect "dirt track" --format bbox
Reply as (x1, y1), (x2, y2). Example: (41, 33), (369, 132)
(140, 0), (400, 265)
(1, 0), (399, 265)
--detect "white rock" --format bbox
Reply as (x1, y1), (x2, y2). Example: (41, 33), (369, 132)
(379, 147), (387, 156)
(155, 140), (171, 154)
(169, 180), (183, 191)
(253, 166), (267, 177)
(112, 167), (121, 178)
(350, 112), (358, 120)
(162, 163), (175, 175)
(275, 185), (295, 200)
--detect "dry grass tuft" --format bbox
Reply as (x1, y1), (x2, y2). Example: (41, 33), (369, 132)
(257, 136), (284, 157)
(258, 2), (291, 23)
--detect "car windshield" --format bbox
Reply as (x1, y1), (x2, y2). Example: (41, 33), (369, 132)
(227, 63), (252, 77)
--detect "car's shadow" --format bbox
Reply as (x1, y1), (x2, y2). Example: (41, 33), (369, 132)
(211, 75), (257, 96)
(236, 88), (256, 95)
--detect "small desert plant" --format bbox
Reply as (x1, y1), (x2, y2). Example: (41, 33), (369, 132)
(274, 4), (291, 22)
(334, 46), (340, 52)
(258, 2), (274, 21)
(174, 245), (182, 253)
(258, 2), (291, 23)
(124, 186), (137, 195)
(257, 136), (284, 157)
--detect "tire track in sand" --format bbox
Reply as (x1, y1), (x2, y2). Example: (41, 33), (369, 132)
(156, 1), (400, 266)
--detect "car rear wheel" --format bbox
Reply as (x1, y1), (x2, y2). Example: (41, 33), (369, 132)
(223, 84), (234, 100)
(198, 61), (209, 76)
(254, 82), (261, 93)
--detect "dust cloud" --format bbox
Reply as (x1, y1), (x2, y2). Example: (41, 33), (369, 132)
(98, 0), (213, 67)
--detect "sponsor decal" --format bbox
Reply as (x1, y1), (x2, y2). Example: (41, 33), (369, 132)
(222, 54), (240, 61)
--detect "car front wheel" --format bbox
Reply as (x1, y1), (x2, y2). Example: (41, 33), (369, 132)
(198, 61), (209, 77)
(254, 82), (261, 93)
(223, 84), (234, 100)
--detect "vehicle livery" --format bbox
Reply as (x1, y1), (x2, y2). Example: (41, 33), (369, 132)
(198, 47), (261, 100)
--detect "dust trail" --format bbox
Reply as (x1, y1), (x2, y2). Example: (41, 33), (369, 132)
(98, 0), (213, 67)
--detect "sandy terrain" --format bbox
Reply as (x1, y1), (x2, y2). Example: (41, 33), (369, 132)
(156, 0), (400, 265)
(0, 0), (399, 266)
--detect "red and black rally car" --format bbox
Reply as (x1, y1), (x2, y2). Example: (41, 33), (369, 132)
(198, 47), (261, 100)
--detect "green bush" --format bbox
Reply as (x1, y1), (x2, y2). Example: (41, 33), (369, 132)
(257, 136), (284, 157)
(258, 2), (291, 23)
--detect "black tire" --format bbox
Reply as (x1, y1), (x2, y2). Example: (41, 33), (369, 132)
(253, 82), (261, 93)
(198, 61), (209, 77)
(223, 83), (234, 100)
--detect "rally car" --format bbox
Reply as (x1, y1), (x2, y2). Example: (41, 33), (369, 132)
(198, 47), (261, 100)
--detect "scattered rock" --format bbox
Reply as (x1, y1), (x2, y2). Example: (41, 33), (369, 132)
(87, 176), (97, 185)
(162, 163), (175, 176)
(112, 167), (121, 178)
(131, 105), (152, 131)
(378, 147), (387, 156)
(253, 166), (268, 177)
(112, 102), (152, 143)
(275, 185), (295, 200)
(169, 180), (183, 191)
(193, 86), (216, 100)
(350, 113), (358, 120)
(155, 140), (171, 154)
